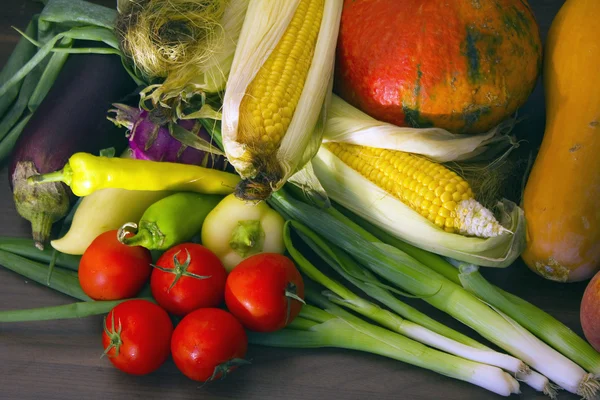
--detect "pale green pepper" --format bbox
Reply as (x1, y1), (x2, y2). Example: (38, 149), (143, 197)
(118, 192), (222, 251)
(201, 194), (285, 272)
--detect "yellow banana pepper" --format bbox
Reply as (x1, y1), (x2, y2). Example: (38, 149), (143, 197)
(29, 152), (241, 197)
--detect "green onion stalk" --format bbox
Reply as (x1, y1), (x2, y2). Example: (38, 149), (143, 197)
(459, 263), (600, 378)
(0, 246), (153, 322)
(0, 237), (80, 271)
(268, 189), (599, 399)
(345, 208), (600, 377)
(0, 249), (89, 301)
(283, 220), (554, 396)
(250, 290), (521, 397)
(0, 299), (132, 323)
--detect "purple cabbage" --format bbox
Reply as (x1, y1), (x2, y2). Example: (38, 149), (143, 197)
(109, 104), (227, 169)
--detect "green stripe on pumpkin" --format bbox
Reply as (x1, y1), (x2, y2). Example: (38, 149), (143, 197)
(464, 26), (482, 83)
(413, 65), (422, 99)
(461, 106), (491, 131)
(503, 7), (529, 37)
(402, 105), (433, 129)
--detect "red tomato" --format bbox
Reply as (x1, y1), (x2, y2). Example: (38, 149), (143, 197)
(171, 308), (248, 382)
(102, 299), (173, 375)
(150, 243), (227, 316)
(224, 253), (304, 332)
(79, 230), (152, 300)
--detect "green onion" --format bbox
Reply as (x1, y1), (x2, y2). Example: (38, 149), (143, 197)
(288, 218), (486, 349)
(0, 46), (45, 144)
(269, 189), (598, 399)
(0, 299), (132, 322)
(40, 0), (118, 30)
(0, 249), (89, 301)
(0, 115), (33, 161)
(458, 264), (600, 376)
(284, 220), (556, 394)
(250, 293), (520, 397)
(284, 220), (529, 375)
(286, 316), (321, 330)
(0, 25), (122, 99)
(348, 208), (600, 377)
(0, 237), (80, 271)
(27, 37), (72, 110)
(336, 205), (464, 284)
(0, 19), (37, 118)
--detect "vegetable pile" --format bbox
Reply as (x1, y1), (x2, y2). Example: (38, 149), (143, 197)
(1, 0), (599, 398)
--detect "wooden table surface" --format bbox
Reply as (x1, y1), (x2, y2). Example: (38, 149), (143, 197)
(0, 1), (590, 399)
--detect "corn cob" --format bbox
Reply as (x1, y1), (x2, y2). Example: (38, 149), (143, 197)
(238, 0), (323, 155)
(325, 142), (506, 238)
(222, 0), (342, 201)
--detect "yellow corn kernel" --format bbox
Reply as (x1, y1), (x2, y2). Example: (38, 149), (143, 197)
(325, 142), (477, 234)
(440, 191), (453, 203)
(237, 0), (324, 154)
(439, 207), (451, 218)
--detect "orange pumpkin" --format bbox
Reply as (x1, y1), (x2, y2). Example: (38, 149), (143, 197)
(334, 0), (542, 134)
(522, 0), (600, 282)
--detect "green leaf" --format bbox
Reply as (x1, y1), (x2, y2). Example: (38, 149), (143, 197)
(28, 37), (72, 111)
(0, 19), (38, 118)
(0, 114), (33, 163)
(0, 48), (49, 142)
(169, 123), (225, 156)
(0, 26), (120, 100)
(99, 147), (116, 158)
(39, 0), (118, 30)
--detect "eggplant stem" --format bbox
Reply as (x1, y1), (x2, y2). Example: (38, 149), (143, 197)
(28, 170), (66, 184)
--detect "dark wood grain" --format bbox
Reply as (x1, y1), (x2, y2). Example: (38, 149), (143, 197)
(0, 1), (587, 400)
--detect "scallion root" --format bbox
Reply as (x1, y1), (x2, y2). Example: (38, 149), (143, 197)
(543, 382), (560, 400)
(578, 373), (600, 400)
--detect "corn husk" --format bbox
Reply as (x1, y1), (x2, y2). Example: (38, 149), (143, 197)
(118, 0), (250, 117)
(311, 146), (526, 267)
(222, 0), (343, 200)
(323, 95), (518, 163)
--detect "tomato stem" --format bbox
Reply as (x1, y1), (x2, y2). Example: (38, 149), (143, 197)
(284, 281), (305, 325)
(151, 248), (211, 292)
(102, 311), (123, 358)
(208, 358), (252, 382)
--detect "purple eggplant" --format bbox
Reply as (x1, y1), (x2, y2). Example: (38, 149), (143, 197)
(9, 52), (136, 249)
(109, 104), (227, 169)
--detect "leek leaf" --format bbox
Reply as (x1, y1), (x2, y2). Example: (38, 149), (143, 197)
(0, 19), (38, 118)
(39, 0), (118, 30)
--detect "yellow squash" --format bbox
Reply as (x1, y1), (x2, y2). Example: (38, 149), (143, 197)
(522, 0), (600, 282)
